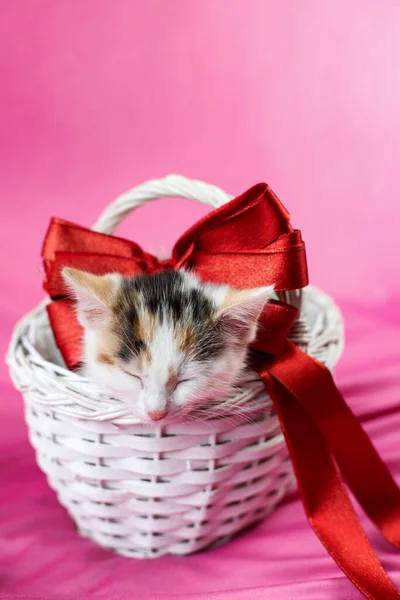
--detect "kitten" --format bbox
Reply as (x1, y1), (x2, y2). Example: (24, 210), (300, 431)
(62, 268), (274, 423)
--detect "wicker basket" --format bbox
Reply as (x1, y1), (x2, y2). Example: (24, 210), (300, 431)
(6, 175), (345, 558)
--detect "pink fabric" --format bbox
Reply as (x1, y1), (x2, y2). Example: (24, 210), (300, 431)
(1, 304), (400, 600)
(1, 2), (400, 599)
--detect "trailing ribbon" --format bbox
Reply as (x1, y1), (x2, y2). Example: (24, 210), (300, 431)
(42, 183), (400, 599)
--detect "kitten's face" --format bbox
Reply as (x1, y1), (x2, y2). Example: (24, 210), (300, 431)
(63, 269), (274, 423)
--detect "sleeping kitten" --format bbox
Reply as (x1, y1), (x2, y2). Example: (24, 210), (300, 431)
(62, 268), (274, 423)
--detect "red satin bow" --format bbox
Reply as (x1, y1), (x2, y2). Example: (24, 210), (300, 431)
(43, 183), (400, 599)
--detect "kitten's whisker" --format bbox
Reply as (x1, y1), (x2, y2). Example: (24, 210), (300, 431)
(117, 335), (140, 357)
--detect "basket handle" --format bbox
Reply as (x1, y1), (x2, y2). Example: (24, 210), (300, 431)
(92, 174), (303, 310)
(92, 174), (232, 235)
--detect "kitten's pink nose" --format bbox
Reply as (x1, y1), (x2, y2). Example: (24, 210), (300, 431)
(147, 409), (168, 421)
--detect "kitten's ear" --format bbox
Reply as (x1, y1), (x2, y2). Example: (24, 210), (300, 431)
(62, 268), (121, 329)
(216, 285), (275, 345)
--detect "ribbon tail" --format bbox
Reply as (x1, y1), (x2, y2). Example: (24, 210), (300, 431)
(47, 300), (84, 370)
(264, 374), (400, 600)
(270, 341), (400, 549)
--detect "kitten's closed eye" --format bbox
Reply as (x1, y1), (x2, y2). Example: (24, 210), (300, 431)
(122, 370), (143, 387)
(172, 379), (192, 390)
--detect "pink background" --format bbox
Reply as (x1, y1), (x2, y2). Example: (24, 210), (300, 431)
(1, 2), (400, 599)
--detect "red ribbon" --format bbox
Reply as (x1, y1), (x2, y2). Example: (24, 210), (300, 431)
(43, 183), (400, 599)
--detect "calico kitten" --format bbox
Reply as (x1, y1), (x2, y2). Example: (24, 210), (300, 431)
(62, 268), (274, 423)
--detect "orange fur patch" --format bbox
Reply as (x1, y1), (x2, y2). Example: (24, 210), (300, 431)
(95, 328), (120, 363)
(136, 346), (152, 368)
(166, 365), (178, 385)
(176, 324), (196, 353)
(135, 310), (157, 345)
(64, 268), (117, 305)
(97, 353), (115, 365)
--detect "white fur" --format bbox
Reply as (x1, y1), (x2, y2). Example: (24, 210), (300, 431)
(66, 269), (274, 423)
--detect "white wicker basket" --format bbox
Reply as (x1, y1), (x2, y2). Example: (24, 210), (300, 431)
(6, 175), (345, 558)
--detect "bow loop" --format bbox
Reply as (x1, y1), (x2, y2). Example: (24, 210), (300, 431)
(172, 183), (293, 259)
(184, 231), (307, 290)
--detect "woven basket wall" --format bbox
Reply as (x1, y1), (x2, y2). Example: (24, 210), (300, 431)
(7, 175), (345, 558)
